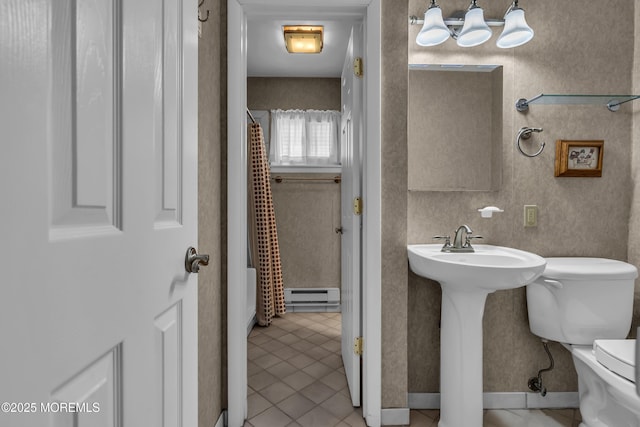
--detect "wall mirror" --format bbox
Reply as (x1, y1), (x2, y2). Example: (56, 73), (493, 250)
(408, 64), (503, 191)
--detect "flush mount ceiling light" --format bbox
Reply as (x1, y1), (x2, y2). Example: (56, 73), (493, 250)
(412, 0), (534, 48)
(283, 25), (323, 54)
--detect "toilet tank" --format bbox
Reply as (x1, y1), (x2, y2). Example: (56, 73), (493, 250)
(526, 257), (637, 345)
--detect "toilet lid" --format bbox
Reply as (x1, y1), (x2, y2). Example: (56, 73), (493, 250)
(594, 339), (636, 383)
(543, 258), (638, 281)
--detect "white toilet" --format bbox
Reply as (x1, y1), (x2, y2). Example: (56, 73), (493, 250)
(526, 257), (640, 427)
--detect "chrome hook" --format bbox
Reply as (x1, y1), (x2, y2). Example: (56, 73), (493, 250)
(516, 126), (545, 157)
(198, 0), (209, 22)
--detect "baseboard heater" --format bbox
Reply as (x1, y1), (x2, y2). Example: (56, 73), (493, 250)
(284, 288), (340, 312)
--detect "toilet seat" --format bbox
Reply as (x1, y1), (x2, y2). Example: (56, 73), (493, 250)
(594, 339), (636, 383)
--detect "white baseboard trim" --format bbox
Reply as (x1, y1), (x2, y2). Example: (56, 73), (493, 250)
(381, 408), (410, 426)
(526, 392), (579, 408)
(246, 314), (256, 336)
(215, 410), (226, 427)
(408, 392), (579, 410)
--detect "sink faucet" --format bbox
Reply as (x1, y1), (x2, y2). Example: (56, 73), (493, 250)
(434, 224), (483, 253)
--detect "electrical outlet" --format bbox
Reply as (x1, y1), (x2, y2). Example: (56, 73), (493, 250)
(524, 205), (537, 227)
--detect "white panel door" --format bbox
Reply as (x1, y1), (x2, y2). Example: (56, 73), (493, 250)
(340, 24), (363, 407)
(0, 1), (198, 426)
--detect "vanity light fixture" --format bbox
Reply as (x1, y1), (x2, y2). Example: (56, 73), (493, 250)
(283, 25), (323, 54)
(416, 1), (451, 46)
(456, 1), (492, 47)
(412, 0), (534, 48)
(496, 1), (534, 48)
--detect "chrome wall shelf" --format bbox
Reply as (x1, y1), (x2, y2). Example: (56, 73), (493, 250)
(516, 94), (640, 113)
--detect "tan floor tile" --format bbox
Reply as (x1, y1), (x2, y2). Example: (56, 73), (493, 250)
(282, 370), (316, 391)
(288, 353), (316, 369)
(249, 406), (293, 427)
(260, 339), (286, 353)
(307, 323), (330, 333)
(253, 352), (282, 369)
(291, 340), (316, 352)
(247, 393), (272, 418)
(342, 410), (367, 427)
(321, 339), (341, 353)
(319, 370), (348, 391)
(250, 334), (272, 346)
(260, 381), (296, 404)
(409, 410), (437, 427)
(248, 370), (277, 391)
(278, 333), (301, 345)
(415, 409), (439, 421)
(321, 354), (344, 369)
(266, 360), (298, 378)
(292, 328), (316, 339)
(306, 333), (331, 346)
(247, 313), (363, 426)
(300, 380), (336, 404)
(249, 327), (263, 338)
(319, 393), (356, 420)
(297, 406), (340, 427)
(307, 346), (332, 361)
(247, 345), (268, 361)
(247, 360), (261, 376)
(262, 326), (288, 339)
(303, 360), (333, 379)
(278, 321), (300, 332)
(276, 393), (317, 420)
(271, 344), (300, 361)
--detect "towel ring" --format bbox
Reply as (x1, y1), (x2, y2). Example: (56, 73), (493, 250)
(516, 127), (545, 157)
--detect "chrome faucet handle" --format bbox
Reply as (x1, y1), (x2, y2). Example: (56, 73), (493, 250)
(465, 234), (483, 247)
(433, 235), (451, 247)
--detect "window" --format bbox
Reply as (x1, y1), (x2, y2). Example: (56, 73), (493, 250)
(270, 109), (341, 166)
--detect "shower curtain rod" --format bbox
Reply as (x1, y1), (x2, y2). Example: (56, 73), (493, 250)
(246, 109), (256, 124)
(272, 175), (341, 184)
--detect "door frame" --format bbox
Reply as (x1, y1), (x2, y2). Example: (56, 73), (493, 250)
(227, 0), (381, 426)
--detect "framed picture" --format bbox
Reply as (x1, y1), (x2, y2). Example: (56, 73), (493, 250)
(554, 140), (604, 177)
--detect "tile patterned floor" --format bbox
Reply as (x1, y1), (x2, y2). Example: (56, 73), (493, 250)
(246, 312), (583, 427)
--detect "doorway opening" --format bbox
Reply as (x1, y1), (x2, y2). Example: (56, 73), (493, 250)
(244, 11), (361, 423)
(227, 2), (382, 426)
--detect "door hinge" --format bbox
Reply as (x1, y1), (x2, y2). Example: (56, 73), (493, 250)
(354, 336), (363, 356)
(354, 57), (363, 78)
(353, 197), (363, 216)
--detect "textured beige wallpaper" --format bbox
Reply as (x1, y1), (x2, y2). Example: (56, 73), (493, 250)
(271, 176), (342, 289)
(381, 0), (409, 408)
(247, 78), (342, 290)
(248, 77), (341, 111)
(628, 0), (640, 338)
(198, 2), (225, 426)
(406, 0), (635, 394)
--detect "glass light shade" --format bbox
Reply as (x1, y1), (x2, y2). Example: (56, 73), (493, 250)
(496, 8), (533, 48)
(456, 7), (492, 47)
(283, 26), (324, 53)
(416, 7), (450, 47)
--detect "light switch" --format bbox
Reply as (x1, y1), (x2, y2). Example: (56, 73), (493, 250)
(524, 205), (537, 227)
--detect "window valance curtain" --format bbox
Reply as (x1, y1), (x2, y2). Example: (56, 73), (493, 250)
(270, 109), (341, 166)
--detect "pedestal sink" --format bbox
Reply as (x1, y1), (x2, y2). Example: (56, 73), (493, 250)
(407, 244), (546, 427)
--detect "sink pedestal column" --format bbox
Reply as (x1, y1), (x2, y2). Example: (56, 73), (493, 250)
(439, 285), (491, 427)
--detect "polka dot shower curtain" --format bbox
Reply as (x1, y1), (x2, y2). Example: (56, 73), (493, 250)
(248, 123), (286, 326)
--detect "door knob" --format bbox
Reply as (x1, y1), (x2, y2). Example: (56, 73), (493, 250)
(185, 247), (209, 273)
